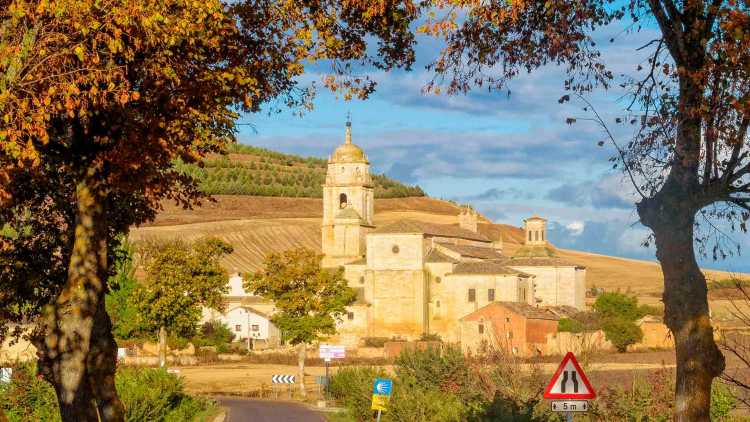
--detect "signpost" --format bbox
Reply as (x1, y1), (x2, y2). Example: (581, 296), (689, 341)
(272, 374), (296, 399)
(319, 344), (345, 399)
(371, 378), (392, 422)
(543, 352), (595, 421)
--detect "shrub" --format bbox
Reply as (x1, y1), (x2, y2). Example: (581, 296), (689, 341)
(600, 317), (643, 352)
(711, 382), (737, 421)
(557, 318), (584, 333)
(193, 320), (235, 348)
(116, 367), (215, 422)
(418, 333), (442, 342)
(0, 366), (214, 422)
(329, 366), (387, 420)
(593, 292), (645, 321)
(0, 363), (60, 422)
(386, 377), (466, 422)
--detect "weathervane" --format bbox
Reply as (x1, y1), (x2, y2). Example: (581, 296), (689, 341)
(346, 111), (352, 127)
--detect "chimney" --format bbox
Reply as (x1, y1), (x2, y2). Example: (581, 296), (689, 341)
(523, 216), (547, 246)
(459, 206), (478, 233)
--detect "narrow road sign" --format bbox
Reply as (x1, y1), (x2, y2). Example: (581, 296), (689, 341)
(551, 400), (589, 412)
(271, 374), (296, 384)
(544, 352), (595, 400)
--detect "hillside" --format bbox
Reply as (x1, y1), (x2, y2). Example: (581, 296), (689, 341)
(174, 144), (425, 198)
(132, 195), (742, 312)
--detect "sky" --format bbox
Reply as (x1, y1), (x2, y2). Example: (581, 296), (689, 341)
(235, 17), (750, 275)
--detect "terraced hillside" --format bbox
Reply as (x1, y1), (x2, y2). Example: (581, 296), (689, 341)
(132, 195), (742, 308)
(174, 144), (425, 198)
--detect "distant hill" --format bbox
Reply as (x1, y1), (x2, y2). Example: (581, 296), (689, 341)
(133, 195), (749, 320)
(174, 144), (425, 198)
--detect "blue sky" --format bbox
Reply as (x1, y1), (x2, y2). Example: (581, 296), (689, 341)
(236, 21), (750, 274)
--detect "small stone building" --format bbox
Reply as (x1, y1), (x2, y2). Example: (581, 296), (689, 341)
(459, 302), (561, 357)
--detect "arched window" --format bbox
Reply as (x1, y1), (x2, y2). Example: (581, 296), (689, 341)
(528, 231), (532, 241)
(541, 231), (545, 241)
(534, 231), (539, 241)
(339, 193), (347, 208)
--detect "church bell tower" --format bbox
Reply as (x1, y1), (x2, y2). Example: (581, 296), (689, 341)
(321, 117), (374, 267)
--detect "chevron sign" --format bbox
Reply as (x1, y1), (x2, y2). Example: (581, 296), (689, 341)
(272, 375), (295, 384)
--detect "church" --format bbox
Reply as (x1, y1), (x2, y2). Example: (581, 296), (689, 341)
(322, 121), (586, 346)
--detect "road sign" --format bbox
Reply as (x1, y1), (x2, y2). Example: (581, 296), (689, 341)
(544, 352), (595, 400)
(319, 344), (345, 360)
(272, 374), (295, 384)
(0, 368), (11, 383)
(371, 378), (393, 412)
(373, 378), (392, 395)
(551, 400), (589, 412)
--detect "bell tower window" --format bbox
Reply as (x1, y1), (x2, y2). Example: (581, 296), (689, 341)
(339, 193), (347, 208)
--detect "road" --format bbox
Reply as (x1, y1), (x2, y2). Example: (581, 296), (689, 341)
(216, 397), (326, 422)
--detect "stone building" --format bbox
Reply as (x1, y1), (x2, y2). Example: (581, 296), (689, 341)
(459, 302), (562, 356)
(323, 123), (587, 348)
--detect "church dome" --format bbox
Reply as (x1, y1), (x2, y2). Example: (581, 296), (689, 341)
(330, 120), (368, 163)
(331, 143), (367, 163)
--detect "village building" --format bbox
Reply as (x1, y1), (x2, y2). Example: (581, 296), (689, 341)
(201, 274), (281, 348)
(459, 302), (563, 357)
(323, 122), (587, 348)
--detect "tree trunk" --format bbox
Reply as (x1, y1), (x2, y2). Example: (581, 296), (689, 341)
(297, 343), (306, 398)
(638, 196), (725, 421)
(159, 326), (167, 368)
(35, 180), (125, 421)
(86, 301), (126, 420)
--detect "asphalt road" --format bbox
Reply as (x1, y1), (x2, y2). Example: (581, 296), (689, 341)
(217, 397), (326, 422)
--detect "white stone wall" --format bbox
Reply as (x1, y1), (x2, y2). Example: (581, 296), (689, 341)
(366, 234), (425, 270)
(508, 265), (584, 309)
(436, 274), (525, 342)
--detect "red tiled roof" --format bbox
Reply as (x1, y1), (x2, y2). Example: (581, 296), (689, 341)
(372, 220), (491, 242)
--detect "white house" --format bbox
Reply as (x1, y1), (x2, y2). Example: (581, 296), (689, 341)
(201, 274), (281, 348)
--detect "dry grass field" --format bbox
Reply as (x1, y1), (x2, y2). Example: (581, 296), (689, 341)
(131, 195), (747, 308)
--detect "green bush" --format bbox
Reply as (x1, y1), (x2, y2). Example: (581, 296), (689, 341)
(710, 382), (737, 421)
(0, 363), (60, 422)
(385, 377), (466, 422)
(0, 365), (214, 422)
(329, 366), (387, 420)
(593, 292), (645, 321)
(557, 318), (584, 333)
(116, 367), (215, 422)
(193, 320), (235, 349)
(600, 317), (644, 352)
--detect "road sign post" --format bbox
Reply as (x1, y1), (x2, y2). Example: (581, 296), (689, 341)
(543, 352), (595, 421)
(319, 344), (345, 399)
(371, 378), (393, 421)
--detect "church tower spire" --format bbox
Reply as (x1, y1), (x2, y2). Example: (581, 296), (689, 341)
(321, 116), (375, 267)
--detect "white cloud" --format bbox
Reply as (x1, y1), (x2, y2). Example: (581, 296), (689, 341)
(566, 221), (585, 237)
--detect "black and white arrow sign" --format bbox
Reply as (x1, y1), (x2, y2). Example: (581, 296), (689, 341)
(272, 374), (296, 384)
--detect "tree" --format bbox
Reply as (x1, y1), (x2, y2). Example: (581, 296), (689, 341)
(246, 248), (356, 398)
(592, 292), (647, 322)
(133, 238), (233, 366)
(0, 0), (419, 420)
(105, 237), (141, 340)
(601, 317), (645, 353)
(423, 1), (750, 418)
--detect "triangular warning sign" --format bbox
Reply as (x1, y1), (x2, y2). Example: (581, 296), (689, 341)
(543, 352), (596, 399)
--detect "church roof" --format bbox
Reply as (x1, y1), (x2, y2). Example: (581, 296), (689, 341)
(511, 244), (557, 258)
(436, 243), (504, 260)
(506, 257), (584, 268)
(372, 220), (491, 242)
(425, 249), (458, 263)
(450, 262), (532, 277)
(461, 302), (560, 322)
(331, 142), (368, 163)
